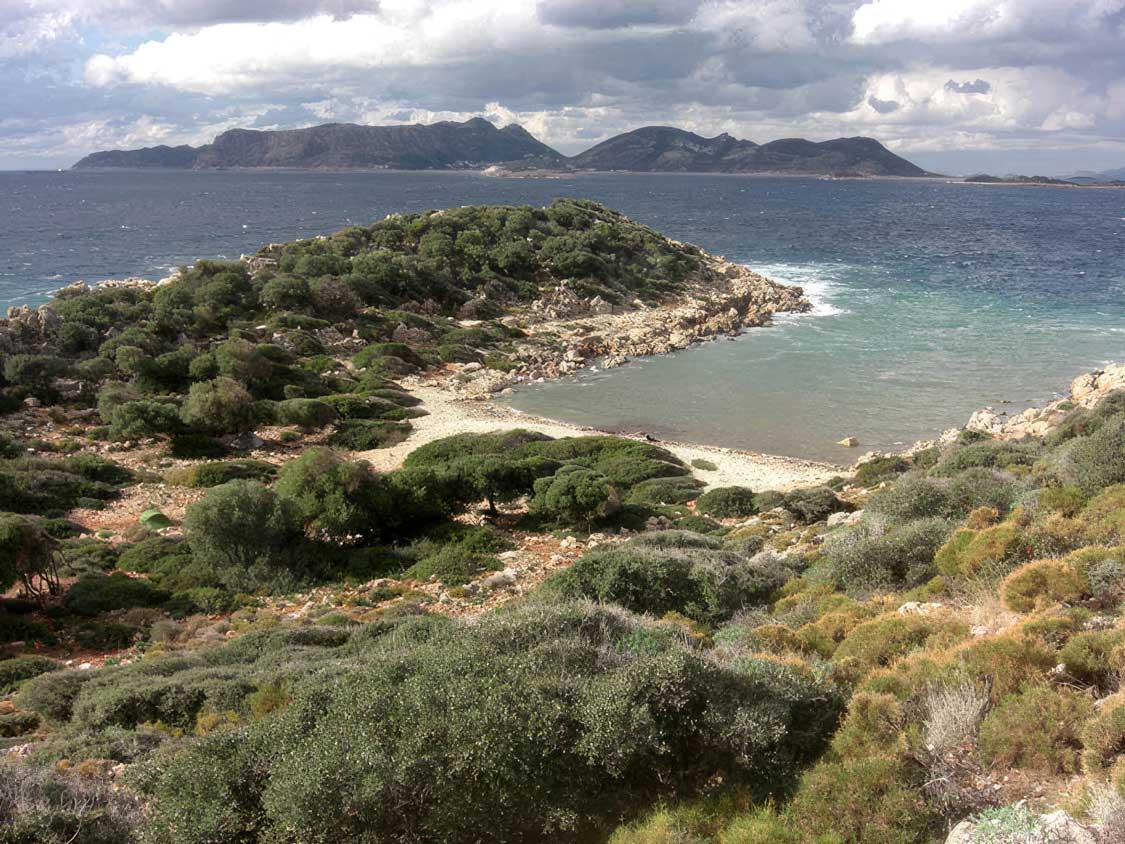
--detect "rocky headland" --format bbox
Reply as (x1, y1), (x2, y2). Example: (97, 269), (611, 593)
(423, 252), (810, 398)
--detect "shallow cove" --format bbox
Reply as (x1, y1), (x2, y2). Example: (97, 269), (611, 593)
(2, 170), (1122, 460)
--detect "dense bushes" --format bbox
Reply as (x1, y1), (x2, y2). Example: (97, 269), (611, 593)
(542, 533), (793, 623)
(136, 604), (839, 844)
(0, 655), (59, 695)
(63, 573), (170, 616)
(819, 517), (952, 594)
(695, 486), (758, 518)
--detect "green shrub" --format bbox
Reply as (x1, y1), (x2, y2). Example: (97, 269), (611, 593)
(183, 480), (301, 579)
(0, 655), (59, 694)
(63, 573), (170, 616)
(1060, 628), (1125, 688)
(165, 459), (277, 488)
(139, 603), (839, 844)
(1081, 691), (1125, 773)
(821, 517), (952, 594)
(327, 419), (412, 450)
(530, 466), (619, 529)
(1000, 559), (1087, 613)
(978, 684), (1092, 773)
(1051, 414), (1125, 494)
(866, 477), (954, 524)
(403, 546), (500, 586)
(933, 441), (1038, 476)
(16, 669), (97, 725)
(695, 486), (757, 519)
(690, 458), (717, 472)
(109, 400), (182, 440)
(180, 377), (256, 435)
(948, 467), (1022, 515)
(274, 448), (397, 542)
(542, 536), (793, 624)
(855, 456), (909, 487)
(783, 486), (850, 524)
(625, 476), (705, 506)
(274, 398), (337, 431)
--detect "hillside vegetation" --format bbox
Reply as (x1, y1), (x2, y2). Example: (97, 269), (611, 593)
(1, 202), (1123, 843)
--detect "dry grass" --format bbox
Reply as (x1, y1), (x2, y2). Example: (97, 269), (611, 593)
(924, 680), (990, 754)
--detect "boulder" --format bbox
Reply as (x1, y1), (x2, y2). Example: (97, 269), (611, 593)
(837, 436), (859, 447)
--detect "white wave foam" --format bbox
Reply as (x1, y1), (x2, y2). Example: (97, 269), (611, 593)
(746, 262), (848, 317)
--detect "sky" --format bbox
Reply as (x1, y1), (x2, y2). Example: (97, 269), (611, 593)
(2, 0), (1125, 175)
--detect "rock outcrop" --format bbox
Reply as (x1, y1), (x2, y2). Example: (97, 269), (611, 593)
(966, 363), (1125, 439)
(440, 254), (810, 398)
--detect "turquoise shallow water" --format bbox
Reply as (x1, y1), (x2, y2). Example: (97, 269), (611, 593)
(1, 170), (1122, 461)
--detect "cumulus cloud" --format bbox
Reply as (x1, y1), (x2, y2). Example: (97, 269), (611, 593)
(1, 0), (1124, 173)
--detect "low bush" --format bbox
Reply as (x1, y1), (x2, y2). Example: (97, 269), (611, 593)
(180, 377), (256, 435)
(403, 546), (499, 586)
(820, 517), (952, 595)
(1000, 558), (1088, 613)
(274, 398), (337, 430)
(950, 635), (1056, 700)
(1060, 628), (1125, 688)
(978, 684), (1092, 773)
(137, 604), (840, 844)
(165, 459), (277, 488)
(695, 486), (758, 519)
(854, 456), (910, 487)
(542, 536), (792, 623)
(327, 419), (412, 450)
(934, 521), (1030, 580)
(1051, 414), (1125, 494)
(0, 655), (59, 695)
(624, 476), (705, 506)
(63, 573), (170, 616)
(832, 611), (968, 681)
(0, 762), (142, 844)
(783, 486), (850, 524)
(1081, 484), (1125, 544)
(933, 440), (1038, 477)
(865, 477), (954, 524)
(787, 755), (936, 844)
(16, 669), (98, 725)
(1082, 691), (1125, 773)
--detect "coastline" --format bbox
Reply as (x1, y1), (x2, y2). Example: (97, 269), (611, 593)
(356, 382), (843, 491)
(346, 250), (844, 490)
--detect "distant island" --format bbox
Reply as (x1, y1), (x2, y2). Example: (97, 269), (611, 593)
(72, 118), (931, 177)
(965, 173), (1125, 187)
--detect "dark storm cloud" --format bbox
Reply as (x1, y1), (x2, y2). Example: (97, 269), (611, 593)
(944, 79), (992, 94)
(537, 0), (702, 30)
(866, 95), (898, 113)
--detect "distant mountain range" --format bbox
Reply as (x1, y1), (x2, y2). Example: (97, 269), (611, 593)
(72, 119), (931, 177)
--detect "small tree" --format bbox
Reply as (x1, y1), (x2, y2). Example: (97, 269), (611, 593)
(181, 377), (256, 434)
(274, 448), (394, 543)
(184, 480), (297, 573)
(531, 467), (618, 530)
(454, 455), (535, 514)
(109, 400), (182, 440)
(0, 513), (61, 601)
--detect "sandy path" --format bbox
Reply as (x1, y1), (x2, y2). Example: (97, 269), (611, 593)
(358, 384), (842, 491)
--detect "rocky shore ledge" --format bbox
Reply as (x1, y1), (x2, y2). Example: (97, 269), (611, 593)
(430, 253), (810, 398)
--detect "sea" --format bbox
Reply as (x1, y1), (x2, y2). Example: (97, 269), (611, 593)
(1, 169), (1122, 463)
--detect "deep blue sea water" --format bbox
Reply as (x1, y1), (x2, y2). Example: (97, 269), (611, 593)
(1, 170), (1122, 461)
